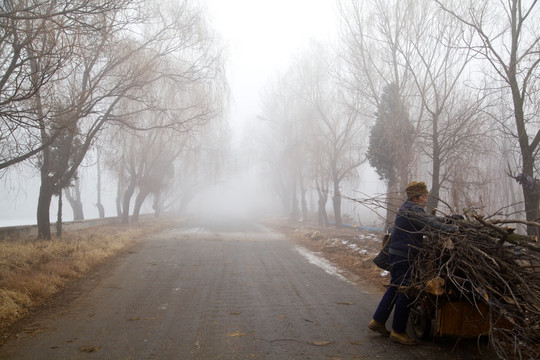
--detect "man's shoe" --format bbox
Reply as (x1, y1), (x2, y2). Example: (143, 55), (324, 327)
(368, 319), (390, 337)
(390, 330), (418, 345)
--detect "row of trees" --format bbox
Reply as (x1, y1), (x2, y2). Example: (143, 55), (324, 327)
(2, 0), (539, 237)
(0, 0), (227, 238)
(257, 0), (540, 235)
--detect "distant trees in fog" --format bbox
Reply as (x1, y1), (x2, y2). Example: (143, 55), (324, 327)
(0, 0), (227, 238)
(259, 0), (540, 230)
(2, 0), (539, 235)
(259, 42), (368, 227)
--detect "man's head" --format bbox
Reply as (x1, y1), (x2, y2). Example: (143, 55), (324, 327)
(405, 181), (429, 204)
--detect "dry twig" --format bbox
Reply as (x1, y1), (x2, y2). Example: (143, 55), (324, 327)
(412, 218), (540, 360)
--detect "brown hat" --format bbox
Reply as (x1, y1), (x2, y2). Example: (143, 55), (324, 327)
(405, 181), (429, 199)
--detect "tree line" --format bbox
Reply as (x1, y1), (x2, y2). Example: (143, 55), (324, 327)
(257, 0), (540, 236)
(0, 0), (227, 239)
(2, 0), (539, 238)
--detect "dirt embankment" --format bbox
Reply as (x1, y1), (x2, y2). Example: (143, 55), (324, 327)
(265, 219), (389, 294)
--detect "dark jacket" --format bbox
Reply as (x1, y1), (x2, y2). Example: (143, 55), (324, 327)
(389, 200), (457, 259)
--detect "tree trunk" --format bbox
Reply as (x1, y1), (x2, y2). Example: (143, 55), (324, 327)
(332, 179), (342, 228)
(290, 191), (299, 222)
(65, 184), (84, 220)
(385, 180), (400, 231)
(56, 193), (63, 237)
(67, 198), (84, 220)
(122, 181), (136, 224)
(300, 183), (308, 222)
(153, 191), (162, 217)
(317, 191), (328, 226)
(97, 203), (105, 219)
(116, 172), (124, 217)
(427, 115), (441, 212)
(523, 185), (540, 237)
(33, 50), (53, 240)
(290, 175), (299, 222)
(37, 179), (54, 240)
(132, 188), (151, 223)
(507, 46), (539, 236)
(427, 172), (441, 213)
(116, 184), (123, 217)
(521, 151), (540, 237)
(96, 151), (105, 218)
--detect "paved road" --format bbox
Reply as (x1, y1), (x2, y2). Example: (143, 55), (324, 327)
(1, 218), (491, 359)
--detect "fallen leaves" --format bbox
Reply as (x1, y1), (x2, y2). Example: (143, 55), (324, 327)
(227, 331), (247, 337)
(311, 340), (333, 346)
(79, 345), (99, 353)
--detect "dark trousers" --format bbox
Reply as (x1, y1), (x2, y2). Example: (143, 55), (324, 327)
(372, 254), (413, 333)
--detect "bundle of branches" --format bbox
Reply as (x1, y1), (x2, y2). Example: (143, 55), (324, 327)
(410, 217), (540, 360)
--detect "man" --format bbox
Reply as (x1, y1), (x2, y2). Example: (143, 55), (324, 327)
(367, 181), (457, 345)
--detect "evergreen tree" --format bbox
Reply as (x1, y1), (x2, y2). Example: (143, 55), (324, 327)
(367, 83), (415, 226)
(368, 84), (414, 183)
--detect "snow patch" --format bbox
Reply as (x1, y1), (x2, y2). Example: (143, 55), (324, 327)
(324, 234), (379, 256)
(295, 246), (353, 284)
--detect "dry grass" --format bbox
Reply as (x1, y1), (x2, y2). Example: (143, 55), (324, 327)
(0, 217), (181, 333)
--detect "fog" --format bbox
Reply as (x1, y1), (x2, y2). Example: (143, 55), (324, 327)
(186, 173), (282, 220)
(185, 0), (384, 224)
(8, 0), (528, 231)
(1, 0), (386, 228)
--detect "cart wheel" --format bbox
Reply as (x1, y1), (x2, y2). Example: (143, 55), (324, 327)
(410, 305), (431, 340)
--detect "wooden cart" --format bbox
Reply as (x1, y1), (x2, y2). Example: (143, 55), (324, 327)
(409, 278), (509, 339)
(410, 296), (492, 339)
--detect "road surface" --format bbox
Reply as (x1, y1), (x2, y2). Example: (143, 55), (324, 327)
(1, 218), (491, 359)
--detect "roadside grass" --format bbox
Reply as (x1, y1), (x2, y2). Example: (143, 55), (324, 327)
(0, 218), (181, 335)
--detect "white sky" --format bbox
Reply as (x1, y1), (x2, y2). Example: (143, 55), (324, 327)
(205, 0), (339, 131)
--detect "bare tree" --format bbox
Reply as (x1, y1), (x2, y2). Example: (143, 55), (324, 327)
(259, 75), (307, 222)
(32, 0), (225, 238)
(32, 6), (140, 239)
(298, 42), (369, 228)
(308, 124), (332, 226)
(112, 113), (189, 224)
(258, 40), (369, 227)
(103, 23), (226, 223)
(337, 0), (414, 110)
(436, 0), (540, 235)
(0, 0), (128, 171)
(337, 0), (416, 225)
(401, 1), (490, 212)
(130, 132), (176, 223)
(339, 0), (493, 222)
(65, 178), (84, 221)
